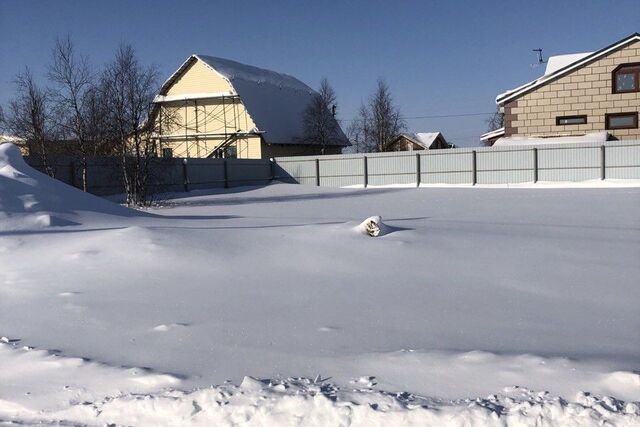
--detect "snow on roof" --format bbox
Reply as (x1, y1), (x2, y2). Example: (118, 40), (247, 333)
(496, 33), (640, 105)
(544, 52), (592, 75)
(480, 127), (505, 142)
(492, 131), (610, 147)
(400, 132), (446, 149)
(164, 55), (349, 146)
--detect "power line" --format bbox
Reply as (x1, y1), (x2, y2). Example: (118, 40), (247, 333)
(337, 111), (495, 123)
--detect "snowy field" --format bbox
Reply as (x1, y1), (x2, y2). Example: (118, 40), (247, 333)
(1, 142), (639, 426)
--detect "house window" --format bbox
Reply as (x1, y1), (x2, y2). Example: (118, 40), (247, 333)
(612, 63), (640, 93)
(556, 115), (587, 125)
(605, 112), (638, 130)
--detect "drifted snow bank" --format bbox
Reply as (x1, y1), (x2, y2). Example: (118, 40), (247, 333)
(1, 341), (638, 426)
(3, 376), (639, 426)
(0, 143), (138, 230)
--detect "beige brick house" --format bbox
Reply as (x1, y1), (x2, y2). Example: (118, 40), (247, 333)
(483, 33), (640, 145)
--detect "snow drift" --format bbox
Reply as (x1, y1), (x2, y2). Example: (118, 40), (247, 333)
(1, 147), (639, 425)
(0, 143), (140, 231)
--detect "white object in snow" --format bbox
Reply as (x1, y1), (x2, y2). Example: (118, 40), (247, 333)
(356, 216), (386, 237)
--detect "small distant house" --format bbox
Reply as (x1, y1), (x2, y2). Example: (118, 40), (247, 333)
(388, 132), (451, 151)
(0, 135), (28, 155)
(482, 33), (640, 145)
(150, 55), (350, 159)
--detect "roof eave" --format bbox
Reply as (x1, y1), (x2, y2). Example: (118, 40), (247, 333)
(495, 33), (640, 105)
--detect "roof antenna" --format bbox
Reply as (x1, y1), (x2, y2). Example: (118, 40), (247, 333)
(531, 48), (547, 68)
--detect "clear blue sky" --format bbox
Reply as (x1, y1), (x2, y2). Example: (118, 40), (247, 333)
(1, 0), (638, 146)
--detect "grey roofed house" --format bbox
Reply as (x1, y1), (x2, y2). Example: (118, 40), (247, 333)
(388, 132), (451, 151)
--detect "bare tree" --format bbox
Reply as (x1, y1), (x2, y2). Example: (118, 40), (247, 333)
(101, 43), (159, 206)
(349, 79), (405, 153)
(302, 78), (341, 155)
(48, 35), (93, 191)
(83, 84), (112, 156)
(485, 106), (504, 131)
(482, 106), (504, 146)
(4, 68), (55, 176)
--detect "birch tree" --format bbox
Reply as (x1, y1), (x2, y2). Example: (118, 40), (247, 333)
(48, 35), (93, 191)
(101, 43), (159, 206)
(302, 78), (341, 154)
(350, 79), (405, 153)
(4, 68), (55, 176)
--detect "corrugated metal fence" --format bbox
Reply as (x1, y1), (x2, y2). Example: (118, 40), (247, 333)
(272, 140), (640, 187)
(25, 156), (274, 195)
(24, 140), (640, 195)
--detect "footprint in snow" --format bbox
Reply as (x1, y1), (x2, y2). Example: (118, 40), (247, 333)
(318, 326), (342, 333)
(68, 250), (100, 260)
(152, 323), (190, 332)
(58, 292), (81, 297)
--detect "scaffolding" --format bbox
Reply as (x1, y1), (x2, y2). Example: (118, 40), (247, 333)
(153, 94), (258, 158)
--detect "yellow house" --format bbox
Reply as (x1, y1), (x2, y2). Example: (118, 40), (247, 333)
(484, 33), (640, 144)
(151, 55), (349, 159)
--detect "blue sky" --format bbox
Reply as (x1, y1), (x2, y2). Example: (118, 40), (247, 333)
(1, 0), (638, 146)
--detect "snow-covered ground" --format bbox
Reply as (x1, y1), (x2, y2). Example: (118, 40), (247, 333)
(1, 143), (639, 426)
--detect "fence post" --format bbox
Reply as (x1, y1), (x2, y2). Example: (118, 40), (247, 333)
(416, 153), (421, 188)
(363, 156), (368, 188)
(471, 150), (477, 186)
(533, 147), (538, 183)
(315, 158), (320, 186)
(69, 161), (76, 188)
(224, 158), (229, 188)
(600, 145), (606, 180)
(270, 158), (276, 182)
(182, 159), (189, 192)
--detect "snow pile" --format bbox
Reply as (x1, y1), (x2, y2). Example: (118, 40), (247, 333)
(0, 341), (180, 417)
(0, 143), (139, 230)
(1, 366), (637, 426)
(1, 338), (638, 427)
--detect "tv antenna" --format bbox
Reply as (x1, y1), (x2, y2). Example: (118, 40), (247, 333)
(531, 48), (546, 68)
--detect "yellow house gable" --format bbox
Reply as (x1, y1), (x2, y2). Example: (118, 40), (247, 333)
(164, 59), (234, 96)
(153, 57), (262, 159)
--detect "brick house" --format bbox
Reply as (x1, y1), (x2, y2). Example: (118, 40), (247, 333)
(482, 33), (640, 145)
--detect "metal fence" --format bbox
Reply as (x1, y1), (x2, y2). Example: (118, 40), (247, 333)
(272, 140), (640, 187)
(24, 140), (640, 195)
(25, 156), (274, 196)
